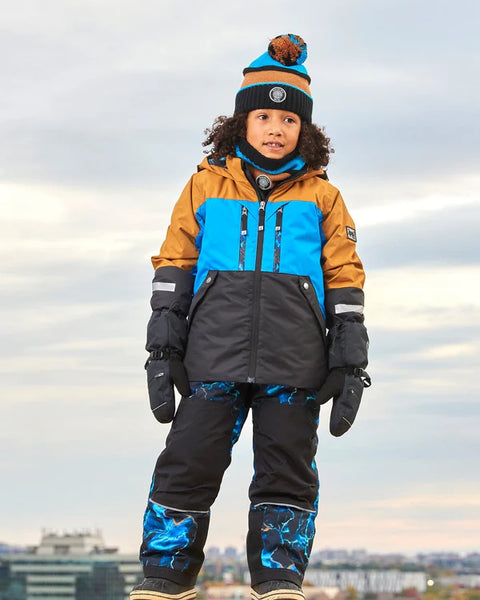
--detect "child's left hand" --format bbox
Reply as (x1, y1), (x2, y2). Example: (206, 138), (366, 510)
(316, 367), (371, 436)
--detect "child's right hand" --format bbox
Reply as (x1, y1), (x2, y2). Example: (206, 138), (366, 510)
(145, 353), (191, 423)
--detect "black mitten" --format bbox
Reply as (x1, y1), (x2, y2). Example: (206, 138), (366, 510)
(317, 368), (371, 437)
(145, 353), (191, 423)
(316, 368), (347, 405)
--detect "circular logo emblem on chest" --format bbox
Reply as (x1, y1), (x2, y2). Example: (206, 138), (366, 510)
(269, 86), (287, 103)
(256, 175), (272, 190)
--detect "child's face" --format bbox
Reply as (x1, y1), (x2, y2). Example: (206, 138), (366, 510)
(246, 109), (301, 160)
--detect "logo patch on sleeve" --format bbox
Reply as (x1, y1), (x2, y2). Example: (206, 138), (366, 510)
(346, 226), (357, 242)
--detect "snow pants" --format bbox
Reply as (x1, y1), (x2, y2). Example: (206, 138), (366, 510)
(139, 382), (320, 587)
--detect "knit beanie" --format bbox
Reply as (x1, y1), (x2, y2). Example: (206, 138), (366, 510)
(235, 34), (313, 123)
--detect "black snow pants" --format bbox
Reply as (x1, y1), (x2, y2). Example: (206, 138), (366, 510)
(139, 382), (320, 587)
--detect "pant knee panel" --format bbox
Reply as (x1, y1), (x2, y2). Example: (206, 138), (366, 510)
(247, 503), (316, 585)
(140, 501), (209, 580)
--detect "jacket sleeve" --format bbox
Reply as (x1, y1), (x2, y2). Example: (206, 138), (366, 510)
(146, 176), (201, 358)
(321, 188), (369, 370)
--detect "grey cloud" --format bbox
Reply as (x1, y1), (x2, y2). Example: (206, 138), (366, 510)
(360, 203), (480, 269)
(1, 395), (163, 539)
(1, 2), (478, 188)
(370, 325), (479, 361)
(0, 124), (212, 187)
(0, 67), (230, 186)
(319, 386), (479, 490)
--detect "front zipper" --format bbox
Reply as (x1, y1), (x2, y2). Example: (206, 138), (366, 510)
(247, 197), (266, 382)
(244, 170), (303, 383)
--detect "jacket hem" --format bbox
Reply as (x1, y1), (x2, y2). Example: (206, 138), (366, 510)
(185, 372), (325, 390)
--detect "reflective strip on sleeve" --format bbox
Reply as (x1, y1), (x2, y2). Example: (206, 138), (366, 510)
(335, 303), (364, 314)
(152, 282), (176, 292)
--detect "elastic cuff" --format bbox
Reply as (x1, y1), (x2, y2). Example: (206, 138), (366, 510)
(250, 500), (317, 514)
(250, 567), (303, 588)
(143, 565), (197, 587)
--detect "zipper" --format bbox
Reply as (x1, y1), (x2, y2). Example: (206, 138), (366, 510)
(273, 205), (284, 273)
(243, 167), (301, 383)
(238, 205), (248, 270)
(247, 197), (267, 382)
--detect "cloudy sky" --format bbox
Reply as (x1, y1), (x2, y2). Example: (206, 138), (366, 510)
(1, 0), (479, 557)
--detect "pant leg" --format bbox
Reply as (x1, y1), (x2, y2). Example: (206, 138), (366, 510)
(141, 382), (250, 585)
(247, 385), (320, 587)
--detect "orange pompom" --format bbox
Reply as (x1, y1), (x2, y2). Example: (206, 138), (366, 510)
(268, 34), (307, 66)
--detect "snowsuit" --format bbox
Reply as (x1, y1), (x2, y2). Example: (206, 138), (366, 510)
(140, 156), (368, 587)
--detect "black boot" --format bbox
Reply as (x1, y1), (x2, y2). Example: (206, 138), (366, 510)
(251, 580), (305, 600)
(130, 578), (196, 600)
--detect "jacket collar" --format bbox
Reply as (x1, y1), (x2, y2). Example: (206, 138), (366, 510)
(198, 155), (325, 184)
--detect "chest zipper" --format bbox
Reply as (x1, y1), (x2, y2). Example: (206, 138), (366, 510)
(273, 205), (284, 273)
(238, 205), (248, 271)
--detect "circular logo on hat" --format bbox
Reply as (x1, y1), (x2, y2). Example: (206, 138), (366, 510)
(269, 86), (287, 103)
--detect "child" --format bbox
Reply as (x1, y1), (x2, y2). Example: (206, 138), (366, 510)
(131, 34), (370, 600)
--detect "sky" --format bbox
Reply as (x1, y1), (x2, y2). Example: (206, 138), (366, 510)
(1, 0), (479, 558)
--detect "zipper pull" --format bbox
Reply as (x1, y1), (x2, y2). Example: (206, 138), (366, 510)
(258, 201), (266, 231)
(241, 206), (248, 235)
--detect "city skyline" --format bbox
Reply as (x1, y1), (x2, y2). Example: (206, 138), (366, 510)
(1, 0), (479, 556)
(1, 528), (478, 560)
(1, 529), (478, 562)
(2, 530), (478, 599)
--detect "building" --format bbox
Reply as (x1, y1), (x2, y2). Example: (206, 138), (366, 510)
(305, 569), (427, 594)
(0, 530), (143, 600)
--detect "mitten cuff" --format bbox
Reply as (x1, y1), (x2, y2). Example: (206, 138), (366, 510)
(150, 266), (194, 314)
(325, 287), (369, 369)
(328, 320), (369, 369)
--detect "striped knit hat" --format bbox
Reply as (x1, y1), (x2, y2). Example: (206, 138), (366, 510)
(235, 34), (313, 123)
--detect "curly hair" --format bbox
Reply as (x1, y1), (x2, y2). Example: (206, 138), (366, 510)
(203, 112), (333, 170)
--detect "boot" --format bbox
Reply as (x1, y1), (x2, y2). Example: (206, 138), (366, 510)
(130, 577), (196, 600)
(251, 580), (305, 600)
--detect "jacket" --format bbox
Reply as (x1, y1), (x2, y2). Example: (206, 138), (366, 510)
(147, 156), (367, 389)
